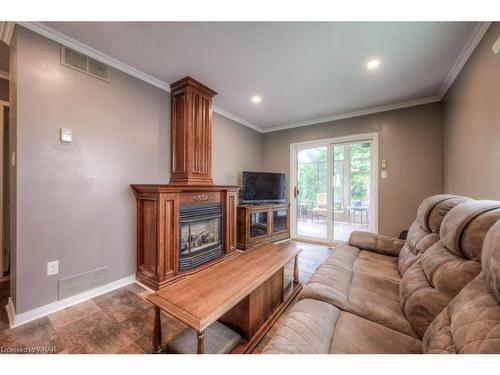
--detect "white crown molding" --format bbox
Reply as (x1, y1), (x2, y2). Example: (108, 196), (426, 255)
(0, 22), (16, 45)
(17, 22), (264, 133)
(437, 22), (491, 99)
(16, 21), (491, 135)
(262, 96), (441, 133)
(5, 274), (135, 328)
(212, 106), (263, 132)
(17, 22), (170, 92)
(0, 71), (9, 81)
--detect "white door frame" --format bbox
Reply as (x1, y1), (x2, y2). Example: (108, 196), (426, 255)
(290, 132), (379, 244)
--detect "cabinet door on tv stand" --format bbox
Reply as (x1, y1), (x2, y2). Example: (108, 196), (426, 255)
(248, 209), (270, 242)
(272, 207), (289, 233)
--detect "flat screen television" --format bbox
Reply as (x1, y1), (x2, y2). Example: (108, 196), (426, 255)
(242, 171), (286, 204)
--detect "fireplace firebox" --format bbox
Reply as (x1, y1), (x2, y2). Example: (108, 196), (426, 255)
(179, 203), (224, 272)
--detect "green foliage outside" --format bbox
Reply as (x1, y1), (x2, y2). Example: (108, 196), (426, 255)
(297, 147), (327, 207)
(297, 143), (370, 210)
(349, 143), (370, 205)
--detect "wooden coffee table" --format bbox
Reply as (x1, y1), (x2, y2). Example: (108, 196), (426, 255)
(146, 242), (302, 354)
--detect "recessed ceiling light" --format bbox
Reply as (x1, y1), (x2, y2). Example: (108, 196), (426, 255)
(251, 95), (262, 104)
(366, 59), (381, 70)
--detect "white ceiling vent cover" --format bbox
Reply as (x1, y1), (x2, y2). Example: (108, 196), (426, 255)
(61, 45), (110, 82)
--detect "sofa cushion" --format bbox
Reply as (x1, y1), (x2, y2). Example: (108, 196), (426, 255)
(318, 242), (400, 283)
(330, 312), (422, 354)
(483, 219), (500, 301)
(348, 231), (404, 257)
(299, 261), (352, 310)
(353, 250), (400, 282)
(301, 261), (418, 338)
(400, 201), (500, 338)
(422, 221), (500, 353)
(263, 299), (340, 354)
(398, 195), (470, 275)
(345, 271), (418, 338)
(422, 274), (500, 353)
(327, 194), (468, 279)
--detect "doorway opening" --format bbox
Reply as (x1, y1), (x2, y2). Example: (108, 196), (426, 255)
(290, 133), (378, 244)
(0, 101), (9, 311)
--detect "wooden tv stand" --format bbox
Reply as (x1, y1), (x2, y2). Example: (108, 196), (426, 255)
(237, 203), (290, 250)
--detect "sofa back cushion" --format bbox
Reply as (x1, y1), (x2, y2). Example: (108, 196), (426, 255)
(422, 220), (500, 353)
(398, 195), (470, 275)
(400, 200), (500, 338)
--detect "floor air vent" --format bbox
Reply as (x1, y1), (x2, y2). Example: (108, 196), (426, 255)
(61, 46), (110, 82)
(58, 267), (108, 300)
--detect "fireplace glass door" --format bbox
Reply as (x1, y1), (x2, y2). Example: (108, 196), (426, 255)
(180, 217), (220, 256)
(179, 203), (224, 271)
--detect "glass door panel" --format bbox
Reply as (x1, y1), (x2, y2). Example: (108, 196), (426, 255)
(272, 208), (288, 233)
(296, 146), (328, 240)
(332, 141), (371, 241)
(250, 211), (268, 238)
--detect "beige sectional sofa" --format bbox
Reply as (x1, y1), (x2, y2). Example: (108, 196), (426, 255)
(263, 195), (500, 354)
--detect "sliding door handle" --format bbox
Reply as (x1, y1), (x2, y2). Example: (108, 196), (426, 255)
(294, 187), (299, 198)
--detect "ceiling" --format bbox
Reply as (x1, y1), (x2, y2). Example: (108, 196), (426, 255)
(37, 22), (486, 132)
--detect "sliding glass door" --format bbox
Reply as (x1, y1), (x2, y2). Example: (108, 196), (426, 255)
(332, 141), (372, 241)
(291, 135), (377, 243)
(295, 146), (329, 240)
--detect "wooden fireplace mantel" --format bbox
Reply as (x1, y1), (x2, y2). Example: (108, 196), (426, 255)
(131, 77), (241, 290)
(131, 184), (239, 290)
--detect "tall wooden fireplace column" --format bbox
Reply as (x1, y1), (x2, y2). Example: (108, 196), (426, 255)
(131, 77), (239, 290)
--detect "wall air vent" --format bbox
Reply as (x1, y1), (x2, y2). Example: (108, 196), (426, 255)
(58, 266), (108, 300)
(61, 46), (110, 82)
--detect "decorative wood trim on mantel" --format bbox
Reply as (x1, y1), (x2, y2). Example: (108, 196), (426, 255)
(130, 184), (239, 195)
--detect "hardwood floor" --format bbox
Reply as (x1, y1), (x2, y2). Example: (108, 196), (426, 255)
(0, 241), (332, 354)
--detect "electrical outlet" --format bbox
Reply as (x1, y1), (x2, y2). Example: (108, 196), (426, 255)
(47, 260), (59, 276)
(60, 128), (72, 142)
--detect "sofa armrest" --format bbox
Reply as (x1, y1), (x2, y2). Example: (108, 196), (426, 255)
(348, 231), (405, 256)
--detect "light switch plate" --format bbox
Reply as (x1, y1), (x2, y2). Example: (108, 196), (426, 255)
(60, 128), (72, 142)
(381, 171), (388, 179)
(47, 260), (59, 276)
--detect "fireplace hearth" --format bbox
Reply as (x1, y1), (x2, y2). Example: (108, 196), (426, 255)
(179, 203), (224, 271)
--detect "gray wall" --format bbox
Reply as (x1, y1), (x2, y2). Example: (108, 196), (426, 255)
(212, 113), (263, 186)
(442, 23), (500, 199)
(11, 27), (263, 313)
(262, 103), (443, 238)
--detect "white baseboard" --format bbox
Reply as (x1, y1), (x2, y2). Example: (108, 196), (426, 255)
(5, 274), (136, 329)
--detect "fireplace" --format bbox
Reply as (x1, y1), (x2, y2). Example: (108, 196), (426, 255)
(131, 77), (239, 290)
(179, 203), (224, 271)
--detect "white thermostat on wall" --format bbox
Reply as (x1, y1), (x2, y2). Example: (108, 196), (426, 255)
(60, 127), (72, 142)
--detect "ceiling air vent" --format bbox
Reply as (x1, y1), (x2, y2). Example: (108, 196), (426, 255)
(61, 45), (110, 82)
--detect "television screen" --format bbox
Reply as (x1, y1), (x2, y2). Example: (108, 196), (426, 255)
(242, 171), (286, 204)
